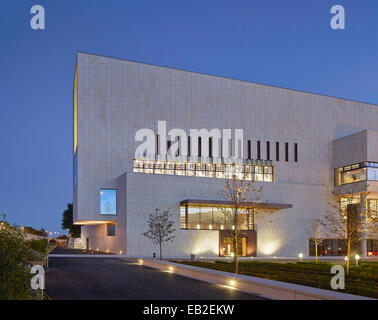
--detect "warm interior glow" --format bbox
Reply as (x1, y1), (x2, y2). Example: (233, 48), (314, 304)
(74, 220), (116, 225)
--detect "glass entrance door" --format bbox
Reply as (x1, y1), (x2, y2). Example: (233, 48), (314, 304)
(222, 237), (247, 256)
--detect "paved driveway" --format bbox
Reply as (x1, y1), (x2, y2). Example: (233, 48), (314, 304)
(46, 257), (266, 300)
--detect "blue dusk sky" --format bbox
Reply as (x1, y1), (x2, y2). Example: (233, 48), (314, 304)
(0, 1), (377, 234)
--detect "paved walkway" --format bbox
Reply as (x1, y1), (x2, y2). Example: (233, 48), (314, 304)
(46, 257), (267, 300)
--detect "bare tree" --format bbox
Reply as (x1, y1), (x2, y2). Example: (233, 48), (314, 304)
(308, 218), (327, 263)
(219, 175), (265, 274)
(142, 208), (176, 260)
(325, 193), (366, 274)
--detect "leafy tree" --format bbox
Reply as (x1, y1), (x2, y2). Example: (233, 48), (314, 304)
(61, 203), (81, 237)
(142, 208), (176, 260)
(0, 214), (33, 300)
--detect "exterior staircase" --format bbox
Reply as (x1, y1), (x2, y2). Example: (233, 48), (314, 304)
(68, 237), (86, 250)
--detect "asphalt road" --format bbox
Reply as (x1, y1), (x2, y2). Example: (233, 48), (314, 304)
(46, 257), (266, 300)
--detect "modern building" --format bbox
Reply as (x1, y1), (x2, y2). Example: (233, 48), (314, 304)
(73, 52), (378, 258)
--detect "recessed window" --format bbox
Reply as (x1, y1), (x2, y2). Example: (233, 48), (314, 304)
(247, 140), (251, 159)
(209, 137), (213, 158)
(156, 134), (160, 155)
(100, 189), (117, 215)
(276, 142), (279, 161)
(285, 143), (289, 162)
(107, 223), (116, 236)
(266, 141), (270, 161)
(294, 143), (298, 162)
(257, 141), (261, 160)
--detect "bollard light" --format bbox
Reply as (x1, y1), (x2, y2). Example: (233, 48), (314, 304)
(298, 253), (303, 261)
(168, 266), (174, 272)
(344, 256), (348, 262)
(355, 254), (360, 266)
(229, 279), (236, 286)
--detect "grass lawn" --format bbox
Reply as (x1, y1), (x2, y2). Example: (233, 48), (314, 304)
(174, 260), (378, 299)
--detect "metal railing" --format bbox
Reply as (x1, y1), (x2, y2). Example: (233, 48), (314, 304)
(26, 248), (49, 269)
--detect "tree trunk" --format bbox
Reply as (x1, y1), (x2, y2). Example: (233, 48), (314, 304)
(315, 243), (318, 263)
(159, 242), (162, 260)
(234, 232), (238, 274)
(346, 237), (351, 274)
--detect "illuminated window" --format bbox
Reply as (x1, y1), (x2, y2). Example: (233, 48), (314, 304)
(245, 165), (253, 180)
(216, 164), (225, 179)
(255, 166), (264, 181)
(196, 163), (206, 177)
(164, 161), (175, 175)
(187, 163), (196, 176)
(206, 163), (215, 178)
(225, 164), (234, 179)
(235, 164), (244, 180)
(154, 161), (164, 174)
(334, 162), (378, 186)
(144, 160), (154, 174)
(176, 162), (186, 176)
(264, 166), (273, 182)
(132, 159), (275, 183)
(180, 205), (255, 231)
(180, 206), (187, 229)
(100, 189), (117, 215)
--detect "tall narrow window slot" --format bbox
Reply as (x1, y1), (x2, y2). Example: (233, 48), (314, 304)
(257, 141), (261, 160)
(266, 141), (270, 160)
(156, 134), (160, 155)
(209, 138), (213, 158)
(247, 140), (251, 159)
(198, 137), (202, 157)
(294, 143), (298, 162)
(285, 143), (289, 162)
(276, 142), (279, 161)
(188, 136), (191, 156)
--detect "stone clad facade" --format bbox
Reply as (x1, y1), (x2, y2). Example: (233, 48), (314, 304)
(73, 52), (378, 258)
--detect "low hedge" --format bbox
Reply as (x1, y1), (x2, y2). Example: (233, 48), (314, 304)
(175, 260), (378, 299)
